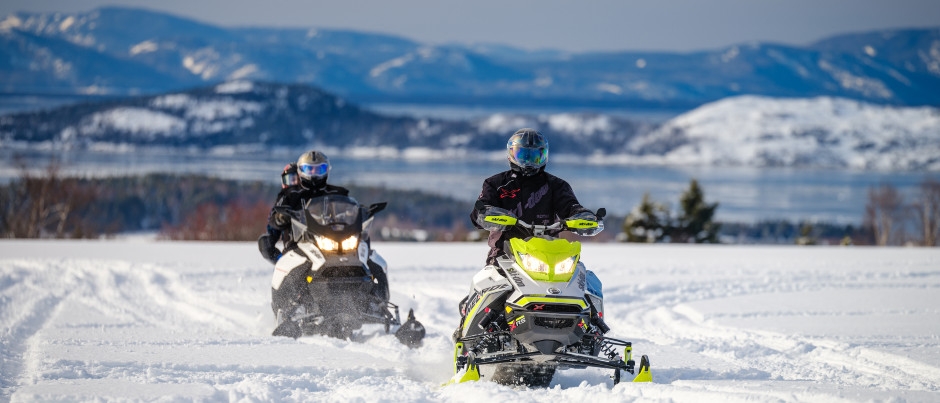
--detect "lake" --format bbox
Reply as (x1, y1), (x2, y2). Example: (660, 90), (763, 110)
(2, 148), (933, 225)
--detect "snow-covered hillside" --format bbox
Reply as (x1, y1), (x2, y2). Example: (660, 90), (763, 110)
(628, 96), (940, 170)
(2, 240), (938, 402)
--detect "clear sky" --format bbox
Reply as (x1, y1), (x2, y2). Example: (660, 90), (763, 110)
(2, 0), (939, 52)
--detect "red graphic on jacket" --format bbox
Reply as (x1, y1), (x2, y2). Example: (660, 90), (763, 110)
(500, 188), (521, 199)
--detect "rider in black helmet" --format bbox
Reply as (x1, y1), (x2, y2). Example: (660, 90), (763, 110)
(471, 128), (595, 265)
(456, 128), (603, 338)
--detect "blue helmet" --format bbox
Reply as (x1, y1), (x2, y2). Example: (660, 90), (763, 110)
(507, 128), (548, 176)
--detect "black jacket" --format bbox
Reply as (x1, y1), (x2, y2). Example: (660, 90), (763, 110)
(470, 169), (588, 263)
(259, 183), (350, 262)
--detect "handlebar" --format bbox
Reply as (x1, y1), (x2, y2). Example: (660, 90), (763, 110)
(474, 200), (605, 237)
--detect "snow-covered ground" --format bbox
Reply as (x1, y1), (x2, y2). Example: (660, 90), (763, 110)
(1, 239), (938, 402)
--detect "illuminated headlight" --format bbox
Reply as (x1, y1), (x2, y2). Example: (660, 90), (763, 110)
(519, 253), (549, 273)
(554, 256), (576, 274)
(340, 235), (359, 250)
(314, 235), (339, 251)
(314, 235), (358, 251)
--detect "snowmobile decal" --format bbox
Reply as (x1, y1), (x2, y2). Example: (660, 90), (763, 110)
(296, 242), (326, 271)
(511, 296), (588, 309)
(483, 214), (517, 226)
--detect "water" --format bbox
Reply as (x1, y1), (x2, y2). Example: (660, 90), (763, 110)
(3, 148), (933, 225)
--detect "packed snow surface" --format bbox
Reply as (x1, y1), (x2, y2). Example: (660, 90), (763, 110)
(2, 240), (939, 402)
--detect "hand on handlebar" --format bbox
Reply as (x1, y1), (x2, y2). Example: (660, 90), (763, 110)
(477, 205), (517, 232)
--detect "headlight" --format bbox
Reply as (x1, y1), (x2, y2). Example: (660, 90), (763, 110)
(554, 256), (576, 274)
(313, 235), (358, 252)
(519, 253), (549, 273)
(314, 235), (339, 251)
(340, 235), (359, 250)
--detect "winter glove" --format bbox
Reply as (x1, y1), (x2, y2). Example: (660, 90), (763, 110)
(257, 233), (282, 264)
(273, 212), (290, 228)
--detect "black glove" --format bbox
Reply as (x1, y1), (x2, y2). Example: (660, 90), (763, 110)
(273, 212), (289, 228)
(257, 234), (282, 264)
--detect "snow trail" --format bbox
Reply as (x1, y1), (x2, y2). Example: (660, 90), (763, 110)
(1, 240), (939, 402)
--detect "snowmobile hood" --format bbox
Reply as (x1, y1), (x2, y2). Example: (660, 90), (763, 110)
(509, 237), (581, 282)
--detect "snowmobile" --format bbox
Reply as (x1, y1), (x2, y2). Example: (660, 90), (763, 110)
(269, 194), (425, 347)
(449, 201), (652, 386)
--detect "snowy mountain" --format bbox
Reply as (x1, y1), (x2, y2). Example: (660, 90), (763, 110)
(0, 81), (649, 158)
(2, 7), (939, 109)
(2, 81), (938, 170)
(2, 240), (939, 401)
(627, 96), (940, 170)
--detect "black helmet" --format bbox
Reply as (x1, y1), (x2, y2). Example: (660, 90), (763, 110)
(297, 150), (331, 188)
(507, 128), (548, 176)
(280, 163), (299, 189)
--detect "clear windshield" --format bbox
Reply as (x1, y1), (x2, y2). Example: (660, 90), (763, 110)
(306, 195), (361, 227)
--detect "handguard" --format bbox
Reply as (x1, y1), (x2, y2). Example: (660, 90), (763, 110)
(565, 211), (604, 236)
(477, 206), (517, 232)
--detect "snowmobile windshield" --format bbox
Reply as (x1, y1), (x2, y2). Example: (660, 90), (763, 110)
(306, 195), (361, 227)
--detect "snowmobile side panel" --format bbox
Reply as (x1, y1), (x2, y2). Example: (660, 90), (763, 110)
(357, 238), (369, 265)
(272, 250), (309, 289)
(296, 242), (326, 270)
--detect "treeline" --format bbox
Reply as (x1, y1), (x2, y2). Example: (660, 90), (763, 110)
(0, 164), (474, 241)
(864, 180), (940, 246)
(620, 177), (940, 246)
(3, 163), (937, 246)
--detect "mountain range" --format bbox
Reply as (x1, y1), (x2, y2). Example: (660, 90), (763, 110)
(2, 80), (937, 171)
(2, 6), (940, 110)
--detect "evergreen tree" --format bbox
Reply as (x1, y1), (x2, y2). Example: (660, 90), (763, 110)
(796, 221), (817, 245)
(622, 193), (669, 243)
(669, 179), (720, 243)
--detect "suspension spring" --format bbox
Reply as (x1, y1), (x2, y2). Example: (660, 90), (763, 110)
(599, 339), (622, 362)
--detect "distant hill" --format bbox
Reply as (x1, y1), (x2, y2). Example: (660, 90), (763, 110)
(1, 7), (939, 109)
(1, 81), (938, 171)
(627, 96), (940, 170)
(0, 81), (649, 158)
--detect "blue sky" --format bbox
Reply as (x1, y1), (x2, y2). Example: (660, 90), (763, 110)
(2, 0), (939, 52)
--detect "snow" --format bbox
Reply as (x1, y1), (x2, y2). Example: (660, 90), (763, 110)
(76, 107), (186, 139)
(215, 81), (255, 94)
(129, 40), (158, 56)
(630, 96), (940, 170)
(2, 240), (938, 402)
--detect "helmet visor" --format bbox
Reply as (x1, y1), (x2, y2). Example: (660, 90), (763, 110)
(510, 146), (548, 168)
(281, 171), (299, 188)
(299, 162), (329, 178)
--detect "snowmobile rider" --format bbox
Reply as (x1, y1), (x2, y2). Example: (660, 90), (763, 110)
(471, 128), (596, 264)
(258, 151), (349, 264)
(260, 150), (391, 320)
(458, 128), (604, 331)
(264, 163), (301, 252)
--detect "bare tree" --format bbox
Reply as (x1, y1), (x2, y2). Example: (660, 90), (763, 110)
(0, 158), (96, 238)
(864, 184), (907, 246)
(913, 178), (940, 247)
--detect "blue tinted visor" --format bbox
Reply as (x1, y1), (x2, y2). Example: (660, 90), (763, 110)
(510, 146), (547, 168)
(299, 162), (329, 177)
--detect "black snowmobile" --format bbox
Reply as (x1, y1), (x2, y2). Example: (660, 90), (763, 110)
(449, 201), (651, 386)
(269, 194), (425, 347)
